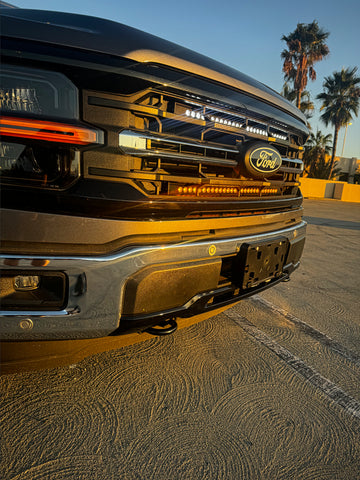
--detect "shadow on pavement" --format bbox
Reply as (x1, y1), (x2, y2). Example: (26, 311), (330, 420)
(304, 216), (360, 231)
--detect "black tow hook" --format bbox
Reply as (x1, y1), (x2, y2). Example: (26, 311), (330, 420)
(145, 318), (178, 336)
(282, 273), (291, 282)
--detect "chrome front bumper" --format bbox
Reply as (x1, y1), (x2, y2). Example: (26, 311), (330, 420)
(0, 221), (306, 340)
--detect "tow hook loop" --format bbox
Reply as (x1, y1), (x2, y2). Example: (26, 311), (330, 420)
(282, 273), (290, 282)
(146, 318), (178, 336)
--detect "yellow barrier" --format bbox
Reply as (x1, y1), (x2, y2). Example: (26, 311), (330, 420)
(299, 178), (360, 203)
(342, 183), (360, 203)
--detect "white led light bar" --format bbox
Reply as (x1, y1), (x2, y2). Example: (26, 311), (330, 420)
(185, 109), (205, 120)
(271, 132), (288, 141)
(246, 126), (268, 136)
(183, 106), (290, 142)
(184, 106), (245, 129)
(210, 116), (243, 128)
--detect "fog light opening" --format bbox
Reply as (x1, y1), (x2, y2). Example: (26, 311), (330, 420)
(14, 275), (40, 291)
(0, 271), (67, 310)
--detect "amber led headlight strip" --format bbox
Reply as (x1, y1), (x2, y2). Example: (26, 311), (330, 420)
(0, 116), (103, 145)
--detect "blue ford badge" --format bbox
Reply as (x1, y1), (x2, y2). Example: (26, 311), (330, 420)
(242, 142), (282, 178)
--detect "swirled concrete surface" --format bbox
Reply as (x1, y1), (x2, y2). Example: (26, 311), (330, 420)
(1, 199), (360, 479)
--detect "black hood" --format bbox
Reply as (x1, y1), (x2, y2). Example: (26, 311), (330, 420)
(1, 8), (307, 127)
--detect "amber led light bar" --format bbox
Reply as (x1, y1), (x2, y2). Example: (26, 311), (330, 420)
(173, 185), (279, 197)
(179, 186), (239, 196)
(0, 116), (103, 145)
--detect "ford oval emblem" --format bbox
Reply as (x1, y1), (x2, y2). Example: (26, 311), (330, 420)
(242, 142), (282, 178)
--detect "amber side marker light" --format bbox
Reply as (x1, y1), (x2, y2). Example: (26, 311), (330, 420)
(0, 116), (102, 145)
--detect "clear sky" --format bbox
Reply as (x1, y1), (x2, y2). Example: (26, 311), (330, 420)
(5, 0), (360, 158)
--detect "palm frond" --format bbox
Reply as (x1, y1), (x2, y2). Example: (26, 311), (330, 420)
(316, 67), (360, 178)
(281, 21), (329, 108)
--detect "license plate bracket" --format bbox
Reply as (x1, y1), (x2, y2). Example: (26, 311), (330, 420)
(233, 238), (289, 289)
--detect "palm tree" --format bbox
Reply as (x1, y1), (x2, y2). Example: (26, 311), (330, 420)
(281, 21), (329, 109)
(302, 130), (332, 177)
(282, 83), (314, 123)
(317, 67), (360, 179)
(310, 156), (341, 180)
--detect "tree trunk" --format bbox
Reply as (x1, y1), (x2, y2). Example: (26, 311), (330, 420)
(328, 126), (339, 180)
(296, 89), (302, 109)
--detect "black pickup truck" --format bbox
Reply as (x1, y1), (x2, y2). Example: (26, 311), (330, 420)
(0, 8), (307, 340)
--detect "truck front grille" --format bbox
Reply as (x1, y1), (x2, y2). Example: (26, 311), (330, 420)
(83, 86), (304, 203)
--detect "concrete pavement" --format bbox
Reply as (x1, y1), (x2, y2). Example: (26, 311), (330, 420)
(1, 199), (360, 479)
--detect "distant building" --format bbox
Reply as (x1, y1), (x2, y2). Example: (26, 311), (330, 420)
(318, 154), (360, 183)
(334, 156), (360, 184)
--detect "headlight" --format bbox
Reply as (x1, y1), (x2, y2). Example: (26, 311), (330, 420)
(0, 64), (79, 119)
(0, 64), (103, 188)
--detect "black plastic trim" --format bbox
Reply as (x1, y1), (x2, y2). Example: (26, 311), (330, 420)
(116, 272), (290, 333)
(0, 179), (303, 220)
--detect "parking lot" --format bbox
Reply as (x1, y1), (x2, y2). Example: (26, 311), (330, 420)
(1, 199), (360, 479)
